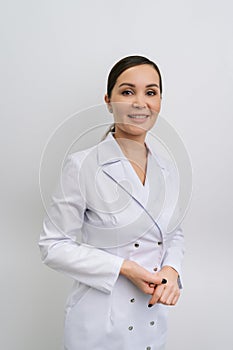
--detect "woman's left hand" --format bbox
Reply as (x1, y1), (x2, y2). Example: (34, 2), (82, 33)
(148, 266), (180, 307)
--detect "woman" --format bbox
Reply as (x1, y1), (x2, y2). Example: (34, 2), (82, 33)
(39, 55), (185, 350)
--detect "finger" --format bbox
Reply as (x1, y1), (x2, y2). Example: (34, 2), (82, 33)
(171, 293), (180, 306)
(148, 285), (164, 307)
(160, 292), (174, 305)
(146, 280), (166, 296)
(148, 282), (156, 288)
(159, 287), (180, 305)
(158, 287), (172, 305)
(148, 278), (167, 287)
(142, 281), (158, 295)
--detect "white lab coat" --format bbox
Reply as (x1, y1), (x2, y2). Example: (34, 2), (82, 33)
(39, 132), (184, 350)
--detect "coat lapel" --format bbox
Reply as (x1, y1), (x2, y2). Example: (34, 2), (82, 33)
(96, 132), (179, 236)
(97, 133), (147, 206)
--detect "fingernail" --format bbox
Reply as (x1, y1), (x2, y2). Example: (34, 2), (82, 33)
(162, 278), (167, 284)
(148, 304), (153, 308)
(149, 283), (155, 288)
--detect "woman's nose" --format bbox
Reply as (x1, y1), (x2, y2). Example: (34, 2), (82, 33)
(132, 95), (146, 109)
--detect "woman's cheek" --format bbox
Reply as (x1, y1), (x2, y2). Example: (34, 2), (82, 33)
(112, 103), (131, 121)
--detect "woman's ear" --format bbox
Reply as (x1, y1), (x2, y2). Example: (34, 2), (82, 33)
(104, 94), (113, 113)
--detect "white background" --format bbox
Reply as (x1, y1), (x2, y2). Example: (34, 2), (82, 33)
(1, 0), (233, 349)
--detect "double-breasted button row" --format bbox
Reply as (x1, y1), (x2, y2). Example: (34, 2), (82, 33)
(135, 241), (163, 247)
(128, 321), (155, 331)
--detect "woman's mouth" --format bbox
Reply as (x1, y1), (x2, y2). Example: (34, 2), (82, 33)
(127, 114), (149, 123)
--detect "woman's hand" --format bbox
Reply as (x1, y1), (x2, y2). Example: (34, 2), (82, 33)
(120, 260), (167, 295)
(148, 265), (180, 307)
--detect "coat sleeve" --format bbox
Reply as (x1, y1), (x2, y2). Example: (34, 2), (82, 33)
(157, 153), (185, 288)
(161, 227), (185, 288)
(39, 154), (124, 294)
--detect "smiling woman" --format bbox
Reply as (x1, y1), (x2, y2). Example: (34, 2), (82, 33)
(105, 59), (162, 142)
(39, 55), (185, 350)
(104, 58), (162, 187)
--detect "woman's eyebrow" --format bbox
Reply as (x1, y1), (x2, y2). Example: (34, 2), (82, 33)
(146, 83), (159, 88)
(118, 82), (159, 88)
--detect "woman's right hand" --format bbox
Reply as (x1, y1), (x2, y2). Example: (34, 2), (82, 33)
(120, 260), (166, 295)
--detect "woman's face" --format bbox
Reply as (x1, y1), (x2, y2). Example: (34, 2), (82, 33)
(105, 64), (161, 141)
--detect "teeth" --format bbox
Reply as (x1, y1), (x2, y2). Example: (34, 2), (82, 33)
(128, 115), (148, 119)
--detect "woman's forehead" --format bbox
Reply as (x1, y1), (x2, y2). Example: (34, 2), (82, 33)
(116, 64), (160, 86)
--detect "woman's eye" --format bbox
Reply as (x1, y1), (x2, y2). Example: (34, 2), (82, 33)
(146, 90), (157, 96)
(122, 90), (134, 96)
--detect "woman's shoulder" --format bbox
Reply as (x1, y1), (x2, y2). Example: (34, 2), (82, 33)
(68, 144), (97, 161)
(66, 132), (117, 167)
(65, 139), (105, 171)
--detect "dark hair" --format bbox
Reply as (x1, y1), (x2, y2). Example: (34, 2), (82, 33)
(106, 55), (163, 98)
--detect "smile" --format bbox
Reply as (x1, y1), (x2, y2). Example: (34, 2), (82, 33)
(128, 115), (149, 119)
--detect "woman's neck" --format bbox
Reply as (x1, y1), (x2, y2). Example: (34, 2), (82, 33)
(113, 130), (148, 185)
(113, 133), (148, 160)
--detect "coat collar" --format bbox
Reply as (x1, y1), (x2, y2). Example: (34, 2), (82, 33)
(97, 132), (127, 166)
(96, 132), (167, 207)
(97, 131), (166, 170)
